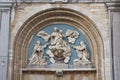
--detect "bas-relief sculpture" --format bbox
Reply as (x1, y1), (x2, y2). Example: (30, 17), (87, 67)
(72, 41), (91, 65)
(29, 41), (48, 65)
(66, 29), (79, 44)
(29, 27), (91, 67)
(37, 31), (50, 41)
(47, 28), (71, 64)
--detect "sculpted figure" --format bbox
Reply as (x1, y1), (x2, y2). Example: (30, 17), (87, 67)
(72, 41), (91, 65)
(37, 31), (50, 41)
(50, 27), (63, 46)
(48, 27), (71, 63)
(66, 29), (79, 44)
(29, 41), (47, 65)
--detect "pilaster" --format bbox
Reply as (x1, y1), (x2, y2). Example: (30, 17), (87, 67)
(0, 2), (12, 80)
(106, 2), (120, 80)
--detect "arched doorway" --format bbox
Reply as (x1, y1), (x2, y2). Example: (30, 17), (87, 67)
(12, 8), (103, 80)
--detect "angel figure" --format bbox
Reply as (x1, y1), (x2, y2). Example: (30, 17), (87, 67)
(66, 29), (79, 44)
(29, 41), (48, 65)
(72, 41), (91, 65)
(37, 31), (50, 41)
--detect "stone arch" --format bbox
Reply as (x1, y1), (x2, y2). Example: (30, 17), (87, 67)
(11, 8), (104, 80)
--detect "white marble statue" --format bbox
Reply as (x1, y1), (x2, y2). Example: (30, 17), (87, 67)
(72, 41), (91, 65)
(29, 41), (48, 65)
(66, 29), (79, 44)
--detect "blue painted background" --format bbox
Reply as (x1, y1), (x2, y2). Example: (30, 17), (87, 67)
(28, 24), (91, 65)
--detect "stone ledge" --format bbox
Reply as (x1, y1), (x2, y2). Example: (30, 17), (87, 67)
(27, 63), (93, 68)
(22, 68), (96, 72)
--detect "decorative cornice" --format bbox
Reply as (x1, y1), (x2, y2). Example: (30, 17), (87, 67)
(0, 0), (111, 3)
(0, 3), (13, 10)
(106, 2), (120, 11)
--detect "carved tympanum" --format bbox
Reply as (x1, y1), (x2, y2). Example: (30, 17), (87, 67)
(29, 27), (91, 66)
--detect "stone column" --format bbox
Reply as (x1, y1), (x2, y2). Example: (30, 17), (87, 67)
(0, 3), (12, 80)
(106, 2), (120, 80)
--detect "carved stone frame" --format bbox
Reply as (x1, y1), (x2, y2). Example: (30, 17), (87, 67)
(11, 8), (103, 80)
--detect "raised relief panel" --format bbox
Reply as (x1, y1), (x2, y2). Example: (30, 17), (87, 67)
(28, 24), (92, 68)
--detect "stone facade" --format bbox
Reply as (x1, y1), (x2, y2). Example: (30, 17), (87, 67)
(10, 3), (108, 80)
(0, 0), (120, 80)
